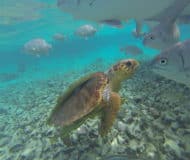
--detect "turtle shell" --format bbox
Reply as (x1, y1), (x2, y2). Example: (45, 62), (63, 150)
(48, 72), (109, 128)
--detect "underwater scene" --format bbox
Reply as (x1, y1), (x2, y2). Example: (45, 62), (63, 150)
(1, 0), (190, 160)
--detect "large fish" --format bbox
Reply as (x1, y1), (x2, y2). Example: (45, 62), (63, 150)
(150, 39), (190, 87)
(57, 0), (190, 21)
(57, 0), (190, 33)
(143, 0), (190, 50)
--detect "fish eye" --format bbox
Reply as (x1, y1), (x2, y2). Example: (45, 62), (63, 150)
(159, 58), (168, 65)
(126, 61), (132, 67)
(149, 35), (155, 40)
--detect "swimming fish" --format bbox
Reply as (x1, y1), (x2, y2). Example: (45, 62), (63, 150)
(53, 33), (65, 41)
(120, 45), (143, 56)
(74, 24), (97, 39)
(100, 19), (123, 28)
(24, 38), (52, 57)
(143, 0), (190, 50)
(150, 39), (190, 87)
(57, 0), (190, 36)
(57, 0), (190, 21)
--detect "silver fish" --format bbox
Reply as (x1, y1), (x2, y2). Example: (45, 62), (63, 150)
(150, 39), (190, 87)
(57, 0), (190, 38)
(143, 0), (190, 50)
(53, 33), (65, 41)
(120, 45), (143, 56)
(24, 38), (52, 57)
(57, 0), (190, 21)
(100, 19), (123, 28)
(74, 24), (96, 39)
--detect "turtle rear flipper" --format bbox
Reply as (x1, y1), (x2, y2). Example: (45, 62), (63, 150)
(99, 92), (121, 136)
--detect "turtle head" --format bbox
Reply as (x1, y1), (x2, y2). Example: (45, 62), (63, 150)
(108, 59), (139, 78)
(108, 59), (139, 91)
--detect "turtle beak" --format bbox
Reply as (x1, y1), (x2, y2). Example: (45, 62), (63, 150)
(131, 60), (140, 71)
(123, 59), (140, 72)
(125, 59), (140, 75)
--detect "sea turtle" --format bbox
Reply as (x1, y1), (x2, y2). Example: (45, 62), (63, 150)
(47, 59), (139, 140)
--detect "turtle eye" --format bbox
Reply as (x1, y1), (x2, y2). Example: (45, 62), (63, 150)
(126, 61), (132, 67)
(159, 58), (168, 65)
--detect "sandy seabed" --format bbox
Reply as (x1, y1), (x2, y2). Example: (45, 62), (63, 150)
(0, 62), (190, 160)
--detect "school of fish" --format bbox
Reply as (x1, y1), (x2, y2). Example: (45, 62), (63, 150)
(21, 0), (190, 88)
(57, 0), (190, 88)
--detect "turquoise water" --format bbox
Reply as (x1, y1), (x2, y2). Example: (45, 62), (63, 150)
(1, 0), (190, 160)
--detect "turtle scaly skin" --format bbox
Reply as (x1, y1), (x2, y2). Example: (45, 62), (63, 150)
(99, 59), (139, 136)
(107, 59), (139, 92)
(99, 92), (121, 136)
(47, 59), (139, 141)
(48, 72), (109, 138)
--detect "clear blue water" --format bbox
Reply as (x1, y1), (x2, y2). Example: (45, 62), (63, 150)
(0, 1), (190, 160)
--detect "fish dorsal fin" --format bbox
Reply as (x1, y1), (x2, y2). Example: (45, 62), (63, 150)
(147, 0), (190, 23)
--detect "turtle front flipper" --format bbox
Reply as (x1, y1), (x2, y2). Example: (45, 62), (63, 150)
(99, 92), (121, 136)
